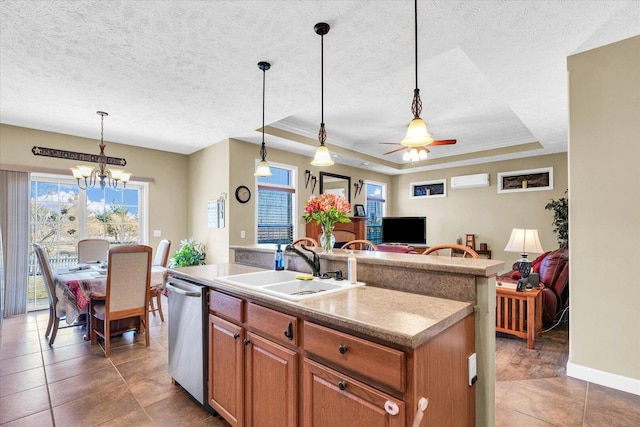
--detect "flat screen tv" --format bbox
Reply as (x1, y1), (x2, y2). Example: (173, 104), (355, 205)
(381, 216), (426, 245)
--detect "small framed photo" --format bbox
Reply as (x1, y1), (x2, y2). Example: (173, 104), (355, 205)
(354, 204), (366, 217)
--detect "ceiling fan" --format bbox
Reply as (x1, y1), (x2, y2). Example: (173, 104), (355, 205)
(380, 138), (457, 161)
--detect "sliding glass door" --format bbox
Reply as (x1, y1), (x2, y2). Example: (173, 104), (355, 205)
(28, 173), (146, 311)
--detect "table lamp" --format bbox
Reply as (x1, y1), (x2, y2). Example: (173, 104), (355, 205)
(504, 228), (545, 280)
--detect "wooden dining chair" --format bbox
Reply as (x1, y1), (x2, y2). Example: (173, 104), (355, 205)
(341, 239), (379, 251)
(292, 237), (319, 247)
(33, 243), (68, 345)
(149, 239), (171, 321)
(77, 238), (110, 263)
(422, 244), (480, 259)
(90, 244), (152, 357)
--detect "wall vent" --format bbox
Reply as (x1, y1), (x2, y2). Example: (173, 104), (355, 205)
(450, 173), (490, 189)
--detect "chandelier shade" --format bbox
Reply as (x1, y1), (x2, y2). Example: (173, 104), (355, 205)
(70, 111), (130, 191)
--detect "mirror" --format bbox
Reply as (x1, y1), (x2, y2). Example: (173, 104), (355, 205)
(319, 172), (351, 203)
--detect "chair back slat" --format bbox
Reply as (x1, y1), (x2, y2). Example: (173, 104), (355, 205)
(78, 239), (110, 263)
(153, 239), (171, 267)
(106, 245), (152, 314)
(33, 243), (57, 307)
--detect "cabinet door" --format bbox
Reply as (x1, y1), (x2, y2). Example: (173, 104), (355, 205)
(303, 358), (405, 427)
(209, 314), (244, 427)
(245, 332), (298, 427)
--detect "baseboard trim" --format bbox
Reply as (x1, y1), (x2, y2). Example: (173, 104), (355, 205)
(567, 362), (640, 396)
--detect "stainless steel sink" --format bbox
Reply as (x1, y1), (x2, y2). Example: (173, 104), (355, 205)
(216, 270), (364, 301)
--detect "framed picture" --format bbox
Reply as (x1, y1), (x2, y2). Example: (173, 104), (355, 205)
(497, 167), (553, 193)
(410, 179), (447, 198)
(465, 234), (476, 250)
(354, 204), (366, 217)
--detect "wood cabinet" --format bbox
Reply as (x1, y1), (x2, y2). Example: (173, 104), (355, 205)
(303, 358), (405, 427)
(306, 216), (366, 245)
(209, 288), (475, 427)
(208, 291), (298, 427)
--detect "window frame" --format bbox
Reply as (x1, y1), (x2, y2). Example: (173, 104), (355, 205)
(254, 161), (297, 244)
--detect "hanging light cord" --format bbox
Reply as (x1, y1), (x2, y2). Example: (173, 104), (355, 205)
(318, 29), (327, 146)
(411, 0), (423, 119)
(260, 65), (267, 161)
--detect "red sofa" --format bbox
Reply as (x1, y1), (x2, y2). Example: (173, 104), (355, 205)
(498, 247), (569, 325)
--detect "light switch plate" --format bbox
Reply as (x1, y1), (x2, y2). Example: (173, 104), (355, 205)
(241, 230), (246, 239)
(153, 230), (161, 237)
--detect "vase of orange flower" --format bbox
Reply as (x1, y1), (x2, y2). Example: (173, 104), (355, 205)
(303, 194), (351, 253)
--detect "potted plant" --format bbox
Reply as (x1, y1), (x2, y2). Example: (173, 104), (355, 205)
(545, 191), (568, 248)
(168, 238), (206, 268)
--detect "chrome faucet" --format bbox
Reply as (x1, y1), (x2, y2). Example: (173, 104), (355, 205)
(284, 244), (321, 277)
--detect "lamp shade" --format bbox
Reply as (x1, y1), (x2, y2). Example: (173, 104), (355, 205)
(254, 159), (272, 177)
(311, 145), (334, 166)
(401, 118), (434, 148)
(504, 228), (545, 255)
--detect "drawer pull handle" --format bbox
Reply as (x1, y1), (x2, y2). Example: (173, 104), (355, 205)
(338, 381), (347, 391)
(243, 338), (251, 346)
(283, 321), (294, 340)
(233, 333), (240, 340)
(338, 344), (348, 354)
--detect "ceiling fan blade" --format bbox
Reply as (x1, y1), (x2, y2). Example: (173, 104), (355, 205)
(379, 142), (402, 145)
(383, 147), (408, 155)
(429, 139), (457, 146)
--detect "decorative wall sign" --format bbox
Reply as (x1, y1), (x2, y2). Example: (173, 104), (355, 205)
(410, 179), (447, 198)
(32, 146), (127, 166)
(498, 167), (553, 193)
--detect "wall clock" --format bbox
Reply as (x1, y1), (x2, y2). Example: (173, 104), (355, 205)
(235, 185), (251, 203)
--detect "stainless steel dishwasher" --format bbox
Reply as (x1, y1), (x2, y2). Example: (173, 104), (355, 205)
(167, 276), (208, 405)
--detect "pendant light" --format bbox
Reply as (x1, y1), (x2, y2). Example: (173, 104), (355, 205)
(254, 61), (273, 177)
(70, 111), (131, 190)
(311, 22), (334, 167)
(401, 0), (434, 148)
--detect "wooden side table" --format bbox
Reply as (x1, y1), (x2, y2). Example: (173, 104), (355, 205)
(495, 284), (542, 349)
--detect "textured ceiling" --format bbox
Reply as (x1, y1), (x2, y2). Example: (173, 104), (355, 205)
(1, 1), (638, 174)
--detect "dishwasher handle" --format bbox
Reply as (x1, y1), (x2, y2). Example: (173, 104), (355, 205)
(166, 281), (202, 297)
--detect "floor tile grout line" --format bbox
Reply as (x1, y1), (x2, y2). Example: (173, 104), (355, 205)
(35, 314), (57, 427)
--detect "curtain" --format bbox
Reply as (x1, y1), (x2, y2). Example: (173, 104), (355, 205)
(0, 170), (30, 317)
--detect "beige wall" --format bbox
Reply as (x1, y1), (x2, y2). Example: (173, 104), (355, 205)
(391, 153), (568, 269)
(567, 36), (640, 390)
(0, 124), (188, 252)
(187, 140), (230, 264)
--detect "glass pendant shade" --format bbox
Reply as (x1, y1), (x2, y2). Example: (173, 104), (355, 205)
(311, 145), (334, 166)
(401, 118), (434, 147)
(254, 159), (272, 177)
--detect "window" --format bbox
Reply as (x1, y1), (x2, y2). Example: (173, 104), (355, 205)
(365, 181), (386, 244)
(256, 164), (297, 244)
(28, 173), (147, 310)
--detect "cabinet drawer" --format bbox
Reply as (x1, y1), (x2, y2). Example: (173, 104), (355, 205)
(246, 303), (298, 347)
(304, 322), (406, 392)
(209, 290), (243, 323)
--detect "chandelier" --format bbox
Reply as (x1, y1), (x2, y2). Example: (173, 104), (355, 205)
(70, 111), (131, 190)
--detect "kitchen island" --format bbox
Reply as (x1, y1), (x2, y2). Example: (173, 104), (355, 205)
(168, 246), (503, 426)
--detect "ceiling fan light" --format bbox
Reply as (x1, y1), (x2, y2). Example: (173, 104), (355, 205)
(402, 151), (411, 161)
(311, 145), (334, 166)
(254, 159), (273, 177)
(418, 148), (428, 159)
(401, 118), (433, 147)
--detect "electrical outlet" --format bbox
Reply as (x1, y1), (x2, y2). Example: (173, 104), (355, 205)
(241, 230), (246, 239)
(153, 230), (161, 237)
(468, 353), (477, 386)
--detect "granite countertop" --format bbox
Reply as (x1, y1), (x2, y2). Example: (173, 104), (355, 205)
(168, 263), (475, 350)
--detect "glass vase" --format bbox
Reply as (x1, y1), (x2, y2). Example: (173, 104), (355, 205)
(320, 223), (336, 254)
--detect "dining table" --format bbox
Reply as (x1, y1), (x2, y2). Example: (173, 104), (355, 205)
(53, 263), (167, 329)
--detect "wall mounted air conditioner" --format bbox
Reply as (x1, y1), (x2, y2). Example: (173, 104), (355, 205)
(450, 173), (490, 189)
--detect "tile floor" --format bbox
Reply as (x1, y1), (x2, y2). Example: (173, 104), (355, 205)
(1, 301), (639, 426)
